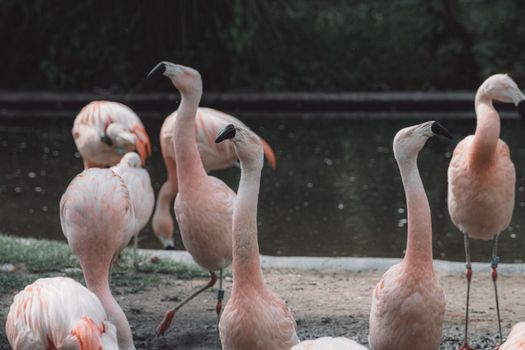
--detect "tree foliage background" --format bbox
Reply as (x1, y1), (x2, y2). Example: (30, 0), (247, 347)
(1, 0), (524, 92)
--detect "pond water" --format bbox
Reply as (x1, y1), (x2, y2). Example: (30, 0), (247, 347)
(1, 116), (525, 262)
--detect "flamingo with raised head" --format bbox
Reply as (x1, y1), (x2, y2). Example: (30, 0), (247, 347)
(291, 337), (367, 350)
(147, 61), (234, 345)
(500, 322), (525, 350)
(369, 121), (449, 350)
(73, 100), (151, 168)
(60, 168), (137, 350)
(215, 123), (298, 350)
(110, 152), (155, 267)
(448, 74), (525, 349)
(152, 107), (276, 249)
(5, 277), (118, 350)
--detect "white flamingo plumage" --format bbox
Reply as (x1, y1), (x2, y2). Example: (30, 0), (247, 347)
(292, 337), (367, 350)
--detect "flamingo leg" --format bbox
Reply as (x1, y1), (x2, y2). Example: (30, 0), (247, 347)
(152, 156), (178, 249)
(133, 234), (139, 270)
(216, 268), (224, 350)
(459, 233), (475, 350)
(156, 272), (218, 336)
(491, 234), (503, 344)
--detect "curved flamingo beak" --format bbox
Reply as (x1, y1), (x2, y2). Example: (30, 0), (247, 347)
(261, 138), (277, 170)
(131, 124), (151, 165)
(431, 122), (452, 139)
(100, 134), (113, 146)
(517, 100), (525, 122)
(147, 62), (166, 80)
(215, 124), (236, 143)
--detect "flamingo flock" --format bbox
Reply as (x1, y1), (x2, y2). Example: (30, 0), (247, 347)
(4, 64), (525, 350)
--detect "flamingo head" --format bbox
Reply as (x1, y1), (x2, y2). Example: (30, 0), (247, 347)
(481, 74), (525, 120)
(119, 152), (142, 168)
(393, 121), (451, 164)
(105, 124), (135, 149)
(147, 61), (202, 97)
(215, 124), (264, 170)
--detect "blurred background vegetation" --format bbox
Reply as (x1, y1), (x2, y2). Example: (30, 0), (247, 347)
(0, 0), (523, 92)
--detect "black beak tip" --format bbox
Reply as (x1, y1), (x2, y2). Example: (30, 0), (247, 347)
(215, 124), (236, 143)
(147, 62), (166, 80)
(100, 135), (113, 146)
(517, 100), (525, 123)
(431, 121), (452, 139)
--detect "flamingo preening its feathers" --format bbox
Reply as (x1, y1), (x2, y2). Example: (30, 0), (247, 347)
(5, 277), (118, 350)
(73, 100), (151, 168)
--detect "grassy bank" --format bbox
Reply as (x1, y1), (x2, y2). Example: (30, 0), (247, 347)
(0, 234), (206, 296)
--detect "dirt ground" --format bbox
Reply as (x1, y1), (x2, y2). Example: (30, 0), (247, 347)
(1, 267), (524, 350)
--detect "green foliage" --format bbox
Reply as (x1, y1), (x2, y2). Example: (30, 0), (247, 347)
(0, 235), (78, 273)
(0, 0), (524, 92)
(0, 234), (205, 295)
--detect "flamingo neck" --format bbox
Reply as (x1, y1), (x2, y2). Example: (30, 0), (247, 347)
(173, 93), (207, 190)
(83, 268), (135, 350)
(471, 91), (500, 167)
(398, 155), (433, 270)
(231, 161), (265, 291)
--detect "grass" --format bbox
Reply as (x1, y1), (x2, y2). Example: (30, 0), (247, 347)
(0, 234), (207, 296)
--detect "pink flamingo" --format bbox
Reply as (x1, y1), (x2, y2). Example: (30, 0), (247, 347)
(500, 322), (525, 350)
(147, 61), (234, 343)
(215, 124), (299, 350)
(111, 152), (155, 266)
(448, 74), (525, 349)
(60, 168), (137, 350)
(73, 100), (151, 168)
(5, 276), (118, 350)
(292, 337), (367, 350)
(152, 107), (276, 249)
(369, 121), (449, 350)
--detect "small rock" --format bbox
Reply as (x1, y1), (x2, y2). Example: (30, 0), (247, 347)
(1, 264), (15, 272)
(64, 267), (82, 273)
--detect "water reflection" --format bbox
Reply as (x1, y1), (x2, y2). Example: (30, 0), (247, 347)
(1, 117), (524, 262)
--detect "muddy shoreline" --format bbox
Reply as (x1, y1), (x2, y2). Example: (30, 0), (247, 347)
(2, 266), (522, 349)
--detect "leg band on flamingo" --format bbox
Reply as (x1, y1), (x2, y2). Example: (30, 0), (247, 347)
(216, 268), (224, 350)
(459, 233), (474, 350)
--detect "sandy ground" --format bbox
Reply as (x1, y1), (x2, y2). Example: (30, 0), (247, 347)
(1, 266), (524, 350)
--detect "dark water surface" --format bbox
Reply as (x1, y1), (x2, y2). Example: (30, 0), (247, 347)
(1, 116), (525, 262)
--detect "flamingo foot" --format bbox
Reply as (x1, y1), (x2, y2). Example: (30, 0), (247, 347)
(458, 341), (476, 350)
(156, 309), (175, 336)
